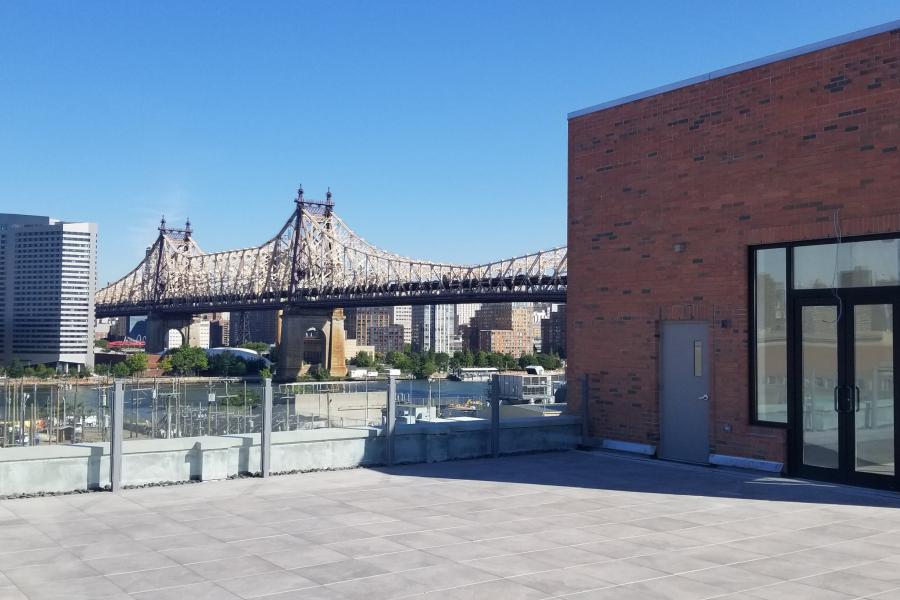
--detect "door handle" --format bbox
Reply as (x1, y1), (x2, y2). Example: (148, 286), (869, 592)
(834, 386), (839, 412)
(698, 394), (709, 401)
(855, 386), (861, 412)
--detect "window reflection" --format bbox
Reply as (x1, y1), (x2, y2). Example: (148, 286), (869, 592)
(802, 305), (840, 468)
(755, 248), (787, 423)
(795, 239), (900, 289)
(855, 304), (894, 476)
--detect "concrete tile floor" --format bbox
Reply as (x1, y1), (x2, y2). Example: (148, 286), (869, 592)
(2, 450), (900, 599)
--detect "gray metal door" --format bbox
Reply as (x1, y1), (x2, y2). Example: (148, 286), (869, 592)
(660, 321), (710, 464)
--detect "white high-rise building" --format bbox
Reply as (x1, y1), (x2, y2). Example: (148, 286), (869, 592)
(392, 306), (412, 345)
(165, 320), (211, 350)
(455, 303), (481, 329)
(0, 214), (97, 372)
(411, 305), (456, 354)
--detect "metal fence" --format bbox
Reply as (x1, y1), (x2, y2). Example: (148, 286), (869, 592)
(0, 376), (569, 448)
(1, 375), (576, 494)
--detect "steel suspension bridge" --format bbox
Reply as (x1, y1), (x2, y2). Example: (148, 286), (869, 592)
(95, 187), (567, 318)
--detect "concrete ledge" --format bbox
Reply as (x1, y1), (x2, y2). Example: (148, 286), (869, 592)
(0, 417), (581, 496)
(225, 428), (384, 473)
(601, 438), (657, 456)
(709, 453), (784, 474)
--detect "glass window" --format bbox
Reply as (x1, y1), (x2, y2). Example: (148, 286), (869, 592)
(755, 248), (788, 423)
(693, 340), (703, 377)
(795, 238), (900, 289)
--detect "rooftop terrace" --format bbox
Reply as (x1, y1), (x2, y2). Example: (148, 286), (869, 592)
(2, 450), (900, 599)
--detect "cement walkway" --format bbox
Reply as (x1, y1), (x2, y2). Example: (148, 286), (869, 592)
(2, 450), (900, 599)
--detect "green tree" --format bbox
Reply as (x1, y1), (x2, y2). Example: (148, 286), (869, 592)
(168, 346), (208, 375)
(413, 358), (436, 380)
(353, 351), (374, 368)
(95, 363), (110, 376)
(535, 353), (562, 370)
(395, 353), (414, 372)
(111, 362), (130, 378)
(7, 360), (24, 378)
(518, 354), (531, 370)
(94, 339), (109, 350)
(157, 356), (173, 374)
(124, 353), (149, 376)
(259, 367), (272, 380)
(208, 351), (247, 377)
(240, 341), (271, 355)
(28, 364), (54, 379)
(307, 366), (330, 381)
(434, 352), (450, 372)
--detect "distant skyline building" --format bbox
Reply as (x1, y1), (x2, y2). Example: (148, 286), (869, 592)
(392, 306), (412, 345)
(455, 303), (481, 330)
(209, 318), (229, 348)
(411, 304), (456, 354)
(189, 320), (211, 349)
(0, 213), (97, 372)
(353, 307), (393, 346)
(469, 303), (532, 356)
(540, 304), (567, 358)
(531, 302), (553, 352)
(349, 306), (411, 351)
(367, 324), (405, 353)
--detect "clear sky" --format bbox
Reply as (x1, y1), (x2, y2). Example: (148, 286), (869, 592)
(1, 2), (899, 285)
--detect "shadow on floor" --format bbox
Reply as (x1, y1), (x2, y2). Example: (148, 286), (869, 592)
(371, 449), (900, 509)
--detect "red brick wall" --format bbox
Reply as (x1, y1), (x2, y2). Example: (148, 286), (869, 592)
(567, 29), (900, 463)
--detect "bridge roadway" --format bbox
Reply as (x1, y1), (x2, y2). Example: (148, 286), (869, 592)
(95, 282), (568, 318)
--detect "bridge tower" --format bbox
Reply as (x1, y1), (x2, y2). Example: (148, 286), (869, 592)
(277, 187), (348, 380)
(278, 307), (347, 380)
(145, 313), (194, 353)
(144, 218), (197, 353)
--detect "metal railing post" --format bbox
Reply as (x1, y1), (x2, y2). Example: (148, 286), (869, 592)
(581, 373), (590, 447)
(110, 380), (124, 492)
(261, 378), (272, 477)
(490, 374), (500, 457)
(386, 375), (396, 466)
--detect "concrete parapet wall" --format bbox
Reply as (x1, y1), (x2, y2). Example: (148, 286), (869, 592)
(0, 416), (581, 496)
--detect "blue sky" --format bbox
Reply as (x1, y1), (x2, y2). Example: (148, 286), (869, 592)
(1, 2), (899, 284)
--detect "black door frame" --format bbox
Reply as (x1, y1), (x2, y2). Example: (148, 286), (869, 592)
(788, 288), (900, 490)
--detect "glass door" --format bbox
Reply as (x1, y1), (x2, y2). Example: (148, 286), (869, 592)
(851, 303), (895, 483)
(797, 303), (843, 476)
(793, 296), (898, 488)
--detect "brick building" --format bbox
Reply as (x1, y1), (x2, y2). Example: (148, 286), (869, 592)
(367, 324), (405, 354)
(352, 307), (392, 346)
(568, 22), (900, 489)
(470, 303), (533, 356)
(478, 329), (528, 356)
(351, 307), (410, 349)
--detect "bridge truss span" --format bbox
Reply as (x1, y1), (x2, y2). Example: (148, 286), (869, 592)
(95, 189), (567, 317)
